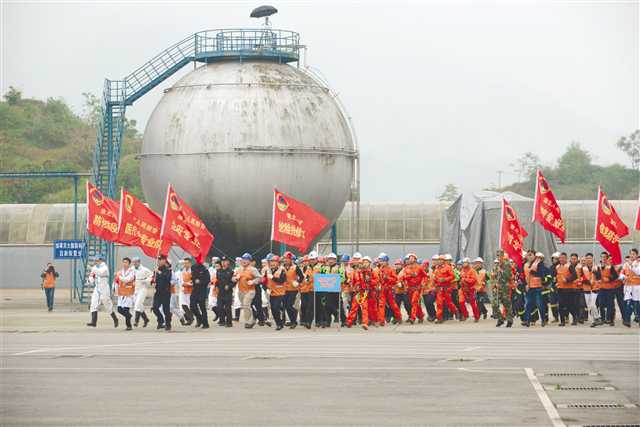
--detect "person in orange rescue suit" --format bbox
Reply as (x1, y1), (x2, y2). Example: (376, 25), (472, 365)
(398, 253), (427, 324)
(421, 258), (437, 322)
(114, 257), (136, 331)
(282, 251), (303, 328)
(359, 256), (380, 325)
(458, 258), (481, 322)
(433, 254), (458, 324)
(264, 254), (287, 330)
(374, 253), (402, 325)
(346, 256), (375, 330)
(555, 252), (579, 327)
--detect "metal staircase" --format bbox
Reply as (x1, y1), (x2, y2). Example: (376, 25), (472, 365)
(75, 28), (301, 303)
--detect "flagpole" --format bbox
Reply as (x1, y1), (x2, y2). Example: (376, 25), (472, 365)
(270, 187), (276, 254)
(592, 187), (600, 257)
(532, 170), (539, 223)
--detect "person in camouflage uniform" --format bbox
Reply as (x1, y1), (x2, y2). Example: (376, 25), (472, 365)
(491, 251), (514, 327)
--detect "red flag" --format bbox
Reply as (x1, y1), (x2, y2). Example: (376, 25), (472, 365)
(116, 189), (163, 258)
(271, 188), (330, 252)
(86, 182), (120, 242)
(159, 184), (214, 263)
(595, 188), (629, 264)
(635, 193), (640, 231)
(532, 169), (566, 243)
(499, 198), (528, 267)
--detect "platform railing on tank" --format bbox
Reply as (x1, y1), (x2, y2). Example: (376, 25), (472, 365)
(194, 29), (300, 62)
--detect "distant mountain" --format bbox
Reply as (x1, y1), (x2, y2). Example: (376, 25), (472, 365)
(0, 88), (143, 203)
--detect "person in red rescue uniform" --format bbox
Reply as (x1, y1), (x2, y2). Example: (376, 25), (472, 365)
(41, 263), (59, 312)
(361, 256), (380, 325)
(433, 255), (458, 323)
(398, 253), (427, 324)
(375, 253), (402, 325)
(346, 257), (375, 330)
(458, 258), (481, 322)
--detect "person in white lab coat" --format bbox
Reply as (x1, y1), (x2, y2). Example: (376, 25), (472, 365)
(132, 257), (153, 327)
(115, 257), (135, 331)
(86, 254), (119, 328)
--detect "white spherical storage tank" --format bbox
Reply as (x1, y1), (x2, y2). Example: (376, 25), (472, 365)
(140, 60), (356, 257)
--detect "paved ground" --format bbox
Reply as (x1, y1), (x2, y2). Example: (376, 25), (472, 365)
(0, 289), (638, 426)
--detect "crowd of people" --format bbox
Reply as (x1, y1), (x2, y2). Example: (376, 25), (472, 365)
(84, 247), (640, 331)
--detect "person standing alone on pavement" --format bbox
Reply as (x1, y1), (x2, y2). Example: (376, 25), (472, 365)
(41, 263), (59, 312)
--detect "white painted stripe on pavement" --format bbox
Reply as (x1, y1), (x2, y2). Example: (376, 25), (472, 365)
(525, 368), (565, 427)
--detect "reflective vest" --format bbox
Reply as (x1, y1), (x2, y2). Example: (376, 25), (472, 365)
(524, 263), (542, 288)
(556, 264), (576, 289)
(623, 263), (640, 286)
(182, 270), (193, 295)
(267, 268), (286, 297)
(42, 272), (56, 289)
(284, 265), (299, 292)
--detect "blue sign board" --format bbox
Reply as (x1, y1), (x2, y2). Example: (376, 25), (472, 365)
(53, 240), (85, 260)
(313, 273), (341, 293)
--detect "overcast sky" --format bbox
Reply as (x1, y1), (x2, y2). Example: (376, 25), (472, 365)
(2, 0), (638, 201)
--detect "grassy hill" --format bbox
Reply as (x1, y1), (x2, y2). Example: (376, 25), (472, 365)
(0, 88), (143, 203)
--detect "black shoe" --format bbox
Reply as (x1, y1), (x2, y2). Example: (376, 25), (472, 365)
(482, 313), (487, 319)
(225, 323), (233, 328)
(134, 312), (140, 327)
(142, 313), (149, 328)
(276, 325), (284, 331)
(245, 323), (255, 329)
(608, 321), (615, 327)
(86, 311), (98, 327)
(290, 323), (297, 330)
(126, 326), (132, 331)
(496, 319), (504, 327)
(436, 319), (444, 324)
(305, 323), (311, 329)
(258, 321), (265, 326)
(264, 321), (272, 327)
(165, 323), (172, 331)
(285, 322), (293, 327)
(195, 322), (202, 328)
(418, 318), (424, 324)
(558, 322), (565, 327)
(571, 320), (578, 326)
(623, 321), (631, 328)
(179, 318), (187, 326)
(506, 320), (513, 328)
(541, 320), (546, 327)
(157, 323), (165, 330)
(110, 312), (119, 328)
(48, 307), (53, 312)
(523, 321), (530, 327)
(201, 324), (210, 329)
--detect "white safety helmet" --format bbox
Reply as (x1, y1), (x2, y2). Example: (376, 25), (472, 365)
(352, 252), (363, 260)
(551, 252), (561, 258)
(431, 254), (439, 260)
(444, 254), (453, 261)
(473, 257), (484, 263)
(462, 257), (471, 263)
(308, 251), (318, 260)
(535, 252), (545, 258)
(362, 256), (373, 263)
(326, 253), (337, 259)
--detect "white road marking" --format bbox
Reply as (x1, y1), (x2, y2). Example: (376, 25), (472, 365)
(524, 368), (566, 427)
(463, 346), (482, 351)
(0, 366), (526, 372)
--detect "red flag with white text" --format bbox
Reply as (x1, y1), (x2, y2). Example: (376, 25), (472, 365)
(532, 169), (566, 243)
(595, 188), (629, 265)
(271, 188), (330, 252)
(116, 189), (163, 258)
(500, 198), (528, 267)
(635, 193), (640, 231)
(86, 182), (120, 243)
(159, 184), (214, 263)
